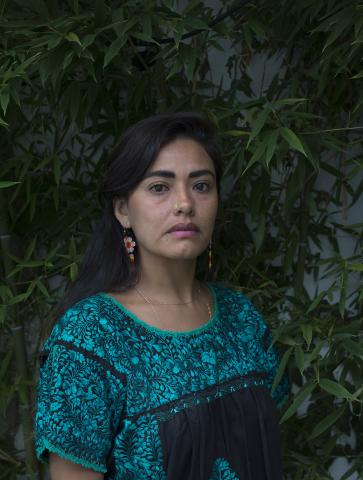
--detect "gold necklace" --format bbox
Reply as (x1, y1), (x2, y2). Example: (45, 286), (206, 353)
(134, 281), (213, 324)
(134, 283), (198, 305)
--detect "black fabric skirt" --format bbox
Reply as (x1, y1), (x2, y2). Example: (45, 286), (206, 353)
(158, 385), (283, 480)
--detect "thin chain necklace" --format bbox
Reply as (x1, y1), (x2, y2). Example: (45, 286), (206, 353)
(135, 283), (198, 305)
(134, 281), (213, 324)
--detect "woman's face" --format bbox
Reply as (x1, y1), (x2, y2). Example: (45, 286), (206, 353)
(114, 138), (219, 264)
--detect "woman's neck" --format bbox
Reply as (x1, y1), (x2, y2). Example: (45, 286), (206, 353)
(136, 257), (198, 303)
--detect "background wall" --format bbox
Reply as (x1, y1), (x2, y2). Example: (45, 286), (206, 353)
(0, 1), (362, 479)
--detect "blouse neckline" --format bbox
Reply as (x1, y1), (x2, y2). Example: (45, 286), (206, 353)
(98, 282), (219, 337)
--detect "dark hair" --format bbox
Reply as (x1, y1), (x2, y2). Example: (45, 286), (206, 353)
(52, 112), (222, 324)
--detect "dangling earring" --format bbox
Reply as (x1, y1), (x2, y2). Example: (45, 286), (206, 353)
(123, 227), (136, 262)
(208, 239), (212, 270)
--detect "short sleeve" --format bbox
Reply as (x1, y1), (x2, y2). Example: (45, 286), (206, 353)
(35, 342), (126, 473)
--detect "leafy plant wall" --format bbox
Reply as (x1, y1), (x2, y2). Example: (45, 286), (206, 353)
(0, 1), (362, 479)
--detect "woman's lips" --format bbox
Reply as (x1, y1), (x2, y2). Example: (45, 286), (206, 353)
(167, 222), (200, 233)
(168, 230), (200, 238)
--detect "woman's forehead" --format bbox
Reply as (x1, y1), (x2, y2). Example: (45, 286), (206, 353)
(149, 138), (215, 173)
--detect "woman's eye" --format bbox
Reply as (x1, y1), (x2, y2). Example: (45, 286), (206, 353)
(149, 184), (169, 193)
(194, 182), (210, 192)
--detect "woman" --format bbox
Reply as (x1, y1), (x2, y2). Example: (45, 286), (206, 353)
(35, 112), (289, 480)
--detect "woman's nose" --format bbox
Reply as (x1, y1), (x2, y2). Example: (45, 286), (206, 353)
(173, 188), (194, 215)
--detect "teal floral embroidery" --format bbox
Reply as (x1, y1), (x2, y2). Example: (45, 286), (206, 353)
(210, 458), (239, 480)
(201, 349), (217, 365)
(115, 415), (166, 479)
(35, 283), (289, 479)
(35, 346), (125, 472)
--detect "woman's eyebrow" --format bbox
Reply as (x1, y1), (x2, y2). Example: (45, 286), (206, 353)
(143, 169), (215, 179)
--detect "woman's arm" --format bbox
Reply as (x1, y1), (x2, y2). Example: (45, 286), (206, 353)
(49, 453), (104, 480)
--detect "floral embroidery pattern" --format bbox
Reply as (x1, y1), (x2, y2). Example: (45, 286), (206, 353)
(210, 458), (239, 480)
(35, 347), (125, 473)
(35, 283), (289, 479)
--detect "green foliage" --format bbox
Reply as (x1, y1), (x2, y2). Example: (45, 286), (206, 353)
(0, 0), (362, 478)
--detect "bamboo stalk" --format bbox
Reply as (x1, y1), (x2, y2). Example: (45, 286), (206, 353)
(0, 190), (39, 479)
(12, 327), (37, 472)
(295, 172), (315, 296)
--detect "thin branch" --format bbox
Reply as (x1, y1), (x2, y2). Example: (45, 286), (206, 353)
(300, 126), (363, 135)
(134, 0), (251, 47)
(128, 37), (150, 72)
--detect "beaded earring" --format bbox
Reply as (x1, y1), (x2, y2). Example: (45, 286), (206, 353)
(123, 227), (136, 262)
(208, 239), (212, 270)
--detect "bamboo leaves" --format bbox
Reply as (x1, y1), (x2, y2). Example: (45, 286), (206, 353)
(281, 379), (317, 423)
(104, 36), (128, 67)
(272, 346), (292, 393)
(0, 85), (9, 115)
(279, 127), (307, 157)
(0, 181), (20, 189)
(309, 406), (346, 440)
(65, 32), (82, 46)
(246, 108), (270, 148)
(319, 379), (357, 402)
(301, 324), (313, 349)
(0, 0), (362, 478)
(240, 98), (316, 174)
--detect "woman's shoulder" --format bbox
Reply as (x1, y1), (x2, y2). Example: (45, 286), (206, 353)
(208, 281), (251, 307)
(210, 281), (267, 332)
(43, 293), (118, 353)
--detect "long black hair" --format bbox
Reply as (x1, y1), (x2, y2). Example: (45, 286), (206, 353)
(52, 112), (222, 324)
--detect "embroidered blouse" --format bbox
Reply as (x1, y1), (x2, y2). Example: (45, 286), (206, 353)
(35, 282), (289, 479)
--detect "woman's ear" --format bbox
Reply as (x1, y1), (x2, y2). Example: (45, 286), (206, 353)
(113, 198), (131, 229)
